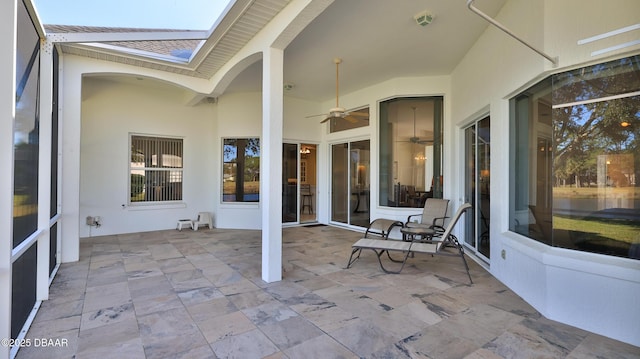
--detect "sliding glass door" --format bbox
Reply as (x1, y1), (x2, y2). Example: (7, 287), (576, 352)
(283, 143), (317, 224)
(464, 117), (491, 260)
(283, 144), (298, 223)
(331, 140), (370, 227)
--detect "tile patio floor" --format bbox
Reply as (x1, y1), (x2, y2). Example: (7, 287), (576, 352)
(16, 225), (640, 358)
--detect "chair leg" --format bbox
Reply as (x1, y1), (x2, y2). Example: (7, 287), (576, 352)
(347, 248), (412, 274)
(384, 250), (409, 263)
(452, 240), (473, 284)
(459, 249), (473, 284)
(375, 249), (412, 274)
(346, 248), (362, 268)
(444, 234), (473, 284)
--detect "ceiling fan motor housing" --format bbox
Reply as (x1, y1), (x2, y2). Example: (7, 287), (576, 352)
(329, 107), (346, 117)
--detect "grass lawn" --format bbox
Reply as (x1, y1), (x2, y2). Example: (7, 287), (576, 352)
(554, 215), (640, 244)
(554, 186), (640, 199)
(223, 181), (260, 194)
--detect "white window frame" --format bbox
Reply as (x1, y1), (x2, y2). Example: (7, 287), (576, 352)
(129, 134), (184, 205)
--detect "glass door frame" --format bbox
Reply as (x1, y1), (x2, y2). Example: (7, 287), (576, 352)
(329, 138), (371, 228)
(282, 143), (299, 224)
(282, 142), (318, 226)
(462, 115), (491, 262)
(299, 143), (317, 224)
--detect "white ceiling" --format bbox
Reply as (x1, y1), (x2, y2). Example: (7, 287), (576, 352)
(47, 0), (508, 103)
(225, 0), (507, 102)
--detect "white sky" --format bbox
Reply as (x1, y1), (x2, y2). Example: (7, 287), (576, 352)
(33, 0), (233, 30)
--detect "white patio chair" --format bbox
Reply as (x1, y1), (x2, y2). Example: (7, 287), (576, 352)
(193, 212), (213, 230)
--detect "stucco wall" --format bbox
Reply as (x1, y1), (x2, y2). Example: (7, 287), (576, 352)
(80, 77), (217, 237)
(78, 85), (327, 232)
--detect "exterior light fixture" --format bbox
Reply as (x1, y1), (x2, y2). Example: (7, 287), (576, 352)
(620, 121), (630, 127)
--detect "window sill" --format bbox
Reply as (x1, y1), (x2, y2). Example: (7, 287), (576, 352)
(126, 202), (187, 211)
(503, 230), (640, 282)
(219, 202), (260, 209)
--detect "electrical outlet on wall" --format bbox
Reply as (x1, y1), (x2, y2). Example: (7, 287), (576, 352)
(86, 216), (102, 227)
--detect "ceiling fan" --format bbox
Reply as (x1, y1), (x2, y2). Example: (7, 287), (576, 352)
(306, 58), (369, 124)
(402, 107), (433, 145)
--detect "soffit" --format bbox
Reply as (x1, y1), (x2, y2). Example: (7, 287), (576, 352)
(49, 0), (291, 79)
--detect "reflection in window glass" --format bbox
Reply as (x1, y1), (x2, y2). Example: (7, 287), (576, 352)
(12, 1), (41, 342)
(130, 135), (183, 203)
(223, 138), (260, 202)
(379, 97), (443, 208)
(510, 55), (640, 259)
(329, 107), (369, 133)
(13, 0), (41, 248)
(510, 78), (553, 245)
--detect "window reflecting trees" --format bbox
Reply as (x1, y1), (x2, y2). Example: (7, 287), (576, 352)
(223, 138), (260, 202)
(510, 55), (640, 259)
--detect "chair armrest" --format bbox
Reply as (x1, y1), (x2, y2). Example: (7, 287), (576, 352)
(406, 213), (422, 224)
(432, 216), (448, 227)
(365, 218), (404, 239)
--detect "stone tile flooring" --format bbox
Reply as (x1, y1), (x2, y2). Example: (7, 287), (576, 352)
(16, 226), (640, 358)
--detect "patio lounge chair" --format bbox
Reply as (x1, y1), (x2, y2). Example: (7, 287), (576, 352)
(405, 198), (449, 236)
(346, 203), (473, 284)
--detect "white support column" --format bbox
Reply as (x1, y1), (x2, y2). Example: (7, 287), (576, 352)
(60, 58), (81, 263)
(36, 39), (54, 301)
(1, 1), (17, 356)
(261, 47), (284, 283)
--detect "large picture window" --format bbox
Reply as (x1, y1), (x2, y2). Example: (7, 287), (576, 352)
(379, 97), (443, 208)
(130, 135), (183, 203)
(510, 55), (640, 259)
(223, 138), (260, 202)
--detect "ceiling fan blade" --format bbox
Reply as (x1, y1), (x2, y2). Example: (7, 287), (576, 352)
(320, 116), (341, 124)
(305, 113), (327, 118)
(344, 115), (359, 123)
(347, 111), (369, 118)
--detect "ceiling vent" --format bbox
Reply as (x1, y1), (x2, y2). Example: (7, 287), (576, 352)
(414, 11), (434, 27)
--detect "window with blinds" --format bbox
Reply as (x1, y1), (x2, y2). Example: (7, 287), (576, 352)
(130, 135), (183, 203)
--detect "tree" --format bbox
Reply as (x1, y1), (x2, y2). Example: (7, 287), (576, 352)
(552, 56), (640, 188)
